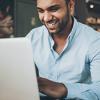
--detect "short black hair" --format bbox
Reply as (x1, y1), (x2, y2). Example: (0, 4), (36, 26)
(33, 0), (70, 5)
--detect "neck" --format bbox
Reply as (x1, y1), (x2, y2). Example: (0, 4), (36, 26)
(51, 17), (73, 54)
(52, 17), (73, 45)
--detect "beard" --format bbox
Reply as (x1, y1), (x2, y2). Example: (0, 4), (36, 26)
(45, 11), (70, 36)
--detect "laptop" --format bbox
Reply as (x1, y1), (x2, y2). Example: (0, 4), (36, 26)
(0, 37), (40, 100)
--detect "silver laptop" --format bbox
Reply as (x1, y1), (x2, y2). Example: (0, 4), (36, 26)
(0, 38), (40, 100)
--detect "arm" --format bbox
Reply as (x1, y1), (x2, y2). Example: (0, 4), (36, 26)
(64, 38), (100, 100)
(35, 62), (67, 99)
(37, 60), (100, 100)
(35, 63), (67, 99)
(37, 40), (100, 100)
(38, 77), (100, 100)
(35, 35), (100, 100)
(38, 77), (67, 99)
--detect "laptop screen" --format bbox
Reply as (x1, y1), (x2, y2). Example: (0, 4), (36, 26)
(0, 38), (40, 100)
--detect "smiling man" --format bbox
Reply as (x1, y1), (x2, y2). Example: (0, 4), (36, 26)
(27, 0), (100, 100)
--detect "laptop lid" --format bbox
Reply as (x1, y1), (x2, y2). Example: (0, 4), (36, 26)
(0, 37), (40, 100)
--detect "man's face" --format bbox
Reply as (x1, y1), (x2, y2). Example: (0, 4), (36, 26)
(37, 0), (73, 34)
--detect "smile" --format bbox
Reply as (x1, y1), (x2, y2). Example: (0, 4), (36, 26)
(46, 20), (58, 28)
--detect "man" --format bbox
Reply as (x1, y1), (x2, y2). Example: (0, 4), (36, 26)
(27, 0), (100, 99)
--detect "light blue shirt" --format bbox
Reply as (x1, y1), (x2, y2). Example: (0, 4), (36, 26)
(27, 18), (100, 100)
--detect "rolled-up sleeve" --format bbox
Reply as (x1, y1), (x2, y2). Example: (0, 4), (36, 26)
(63, 38), (100, 100)
(64, 82), (100, 100)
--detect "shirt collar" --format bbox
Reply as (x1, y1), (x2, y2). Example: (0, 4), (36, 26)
(47, 17), (79, 49)
(68, 17), (79, 42)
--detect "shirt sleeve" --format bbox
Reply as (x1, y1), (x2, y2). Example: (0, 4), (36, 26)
(64, 82), (100, 100)
(63, 38), (100, 100)
(26, 29), (34, 40)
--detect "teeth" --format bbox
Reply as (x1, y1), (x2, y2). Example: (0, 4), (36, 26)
(46, 20), (57, 28)
(49, 23), (55, 26)
(50, 22), (56, 26)
(51, 22), (55, 25)
(48, 20), (56, 25)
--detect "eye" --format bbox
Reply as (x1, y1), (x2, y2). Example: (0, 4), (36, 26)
(48, 6), (60, 12)
(37, 8), (44, 13)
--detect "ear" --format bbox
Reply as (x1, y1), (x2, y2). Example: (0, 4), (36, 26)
(68, 0), (75, 15)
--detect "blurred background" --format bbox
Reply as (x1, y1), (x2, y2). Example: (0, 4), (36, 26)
(0, 0), (100, 38)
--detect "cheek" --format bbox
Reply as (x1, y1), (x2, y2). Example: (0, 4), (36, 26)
(38, 13), (43, 21)
(52, 12), (66, 20)
(55, 10), (68, 21)
(55, 14), (67, 22)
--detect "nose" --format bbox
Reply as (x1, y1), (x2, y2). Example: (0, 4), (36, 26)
(43, 11), (52, 22)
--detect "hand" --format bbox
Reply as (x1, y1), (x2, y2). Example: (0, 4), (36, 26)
(38, 77), (68, 99)
(0, 15), (13, 37)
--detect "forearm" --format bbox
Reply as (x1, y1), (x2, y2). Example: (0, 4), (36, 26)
(38, 78), (100, 100)
(63, 82), (100, 100)
(38, 77), (68, 99)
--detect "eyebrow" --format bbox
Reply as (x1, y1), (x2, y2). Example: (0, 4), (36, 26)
(37, 4), (60, 11)
(48, 5), (60, 10)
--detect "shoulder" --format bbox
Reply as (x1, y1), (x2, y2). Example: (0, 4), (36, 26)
(77, 21), (100, 42)
(26, 25), (47, 40)
(76, 22), (100, 61)
(26, 26), (45, 38)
